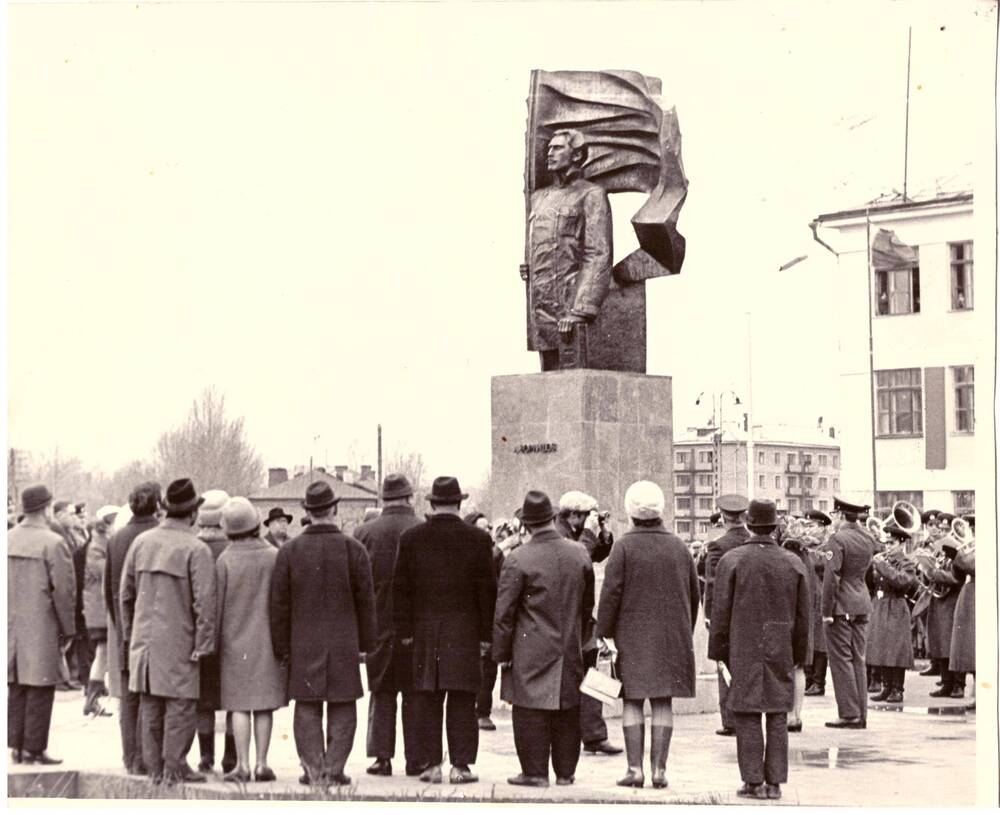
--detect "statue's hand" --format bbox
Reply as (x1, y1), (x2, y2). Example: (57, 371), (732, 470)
(558, 314), (586, 335)
(519, 264), (530, 282)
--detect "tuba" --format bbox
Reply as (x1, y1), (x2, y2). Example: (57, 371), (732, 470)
(940, 516), (975, 559)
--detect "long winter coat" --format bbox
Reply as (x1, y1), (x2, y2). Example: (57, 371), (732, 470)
(597, 524), (699, 699)
(394, 514), (496, 693)
(867, 557), (917, 668)
(105, 515), (159, 668)
(269, 523), (376, 702)
(8, 519), (77, 686)
(703, 525), (751, 623)
(949, 550), (975, 673)
(708, 537), (810, 713)
(821, 524), (875, 618)
(493, 528), (593, 710)
(782, 542), (817, 666)
(555, 515), (611, 652)
(196, 526), (229, 711)
(354, 505), (421, 694)
(121, 518), (217, 699)
(83, 528), (110, 630)
(924, 563), (961, 660)
(216, 537), (287, 711)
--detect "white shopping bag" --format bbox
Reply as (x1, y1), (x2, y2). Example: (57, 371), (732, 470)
(580, 665), (622, 706)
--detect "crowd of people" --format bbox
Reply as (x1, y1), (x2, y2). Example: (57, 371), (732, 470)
(6, 473), (976, 799)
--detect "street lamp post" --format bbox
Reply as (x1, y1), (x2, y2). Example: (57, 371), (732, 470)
(696, 390), (742, 506)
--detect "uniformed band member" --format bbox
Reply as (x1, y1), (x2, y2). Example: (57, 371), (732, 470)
(919, 533), (965, 699)
(702, 494), (751, 737)
(708, 500), (810, 800)
(867, 525), (918, 703)
(822, 497), (876, 729)
(948, 516), (975, 711)
(803, 510), (833, 697)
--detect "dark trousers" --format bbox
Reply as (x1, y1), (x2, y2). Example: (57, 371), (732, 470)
(826, 616), (868, 720)
(70, 628), (95, 685)
(807, 651), (828, 689)
(477, 655), (498, 718)
(733, 711), (788, 785)
(879, 666), (906, 691)
(8, 684), (56, 753)
(580, 648), (608, 746)
(940, 668), (966, 692)
(412, 689), (477, 767)
(139, 694), (197, 780)
(366, 689), (419, 766)
(512, 705), (581, 780)
(717, 665), (734, 729)
(293, 700), (357, 778)
(119, 672), (144, 770)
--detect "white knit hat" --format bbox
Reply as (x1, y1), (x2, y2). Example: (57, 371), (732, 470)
(558, 490), (598, 513)
(625, 481), (665, 521)
(198, 489), (231, 527)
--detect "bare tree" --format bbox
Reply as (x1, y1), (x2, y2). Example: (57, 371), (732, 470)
(383, 448), (427, 514)
(155, 388), (264, 497)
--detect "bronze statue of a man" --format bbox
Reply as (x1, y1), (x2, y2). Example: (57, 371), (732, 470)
(521, 130), (613, 371)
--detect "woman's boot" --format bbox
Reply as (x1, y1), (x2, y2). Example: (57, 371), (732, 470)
(650, 726), (672, 789)
(616, 724), (645, 788)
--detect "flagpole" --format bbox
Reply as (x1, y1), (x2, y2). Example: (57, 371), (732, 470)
(865, 213), (879, 507)
(903, 27), (912, 202)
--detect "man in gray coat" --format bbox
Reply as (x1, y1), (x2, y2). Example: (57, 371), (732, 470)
(494, 490), (594, 788)
(8, 484), (76, 765)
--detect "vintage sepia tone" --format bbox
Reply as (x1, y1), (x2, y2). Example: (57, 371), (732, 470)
(4, 0), (997, 808)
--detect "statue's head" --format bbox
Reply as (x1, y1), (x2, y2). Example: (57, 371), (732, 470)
(547, 129), (587, 174)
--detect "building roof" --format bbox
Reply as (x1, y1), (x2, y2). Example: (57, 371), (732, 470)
(813, 189), (972, 225)
(249, 470), (378, 502)
(675, 424), (840, 450)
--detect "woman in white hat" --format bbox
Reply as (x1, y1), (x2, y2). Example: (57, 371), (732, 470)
(596, 481), (700, 789)
(216, 498), (289, 782)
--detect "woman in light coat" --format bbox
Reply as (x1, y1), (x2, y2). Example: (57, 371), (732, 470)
(216, 498), (288, 782)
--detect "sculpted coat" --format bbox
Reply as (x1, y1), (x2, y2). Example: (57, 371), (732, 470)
(8, 519), (77, 686)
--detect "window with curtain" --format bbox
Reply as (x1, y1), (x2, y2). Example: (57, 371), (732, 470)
(950, 241), (973, 310)
(876, 368), (923, 435)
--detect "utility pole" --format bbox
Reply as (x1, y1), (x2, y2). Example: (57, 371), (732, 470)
(745, 311), (755, 499)
(865, 214), (879, 507)
(903, 26), (913, 202)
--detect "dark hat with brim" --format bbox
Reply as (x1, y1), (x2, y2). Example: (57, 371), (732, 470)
(833, 496), (869, 515)
(920, 509), (941, 524)
(937, 512), (956, 524)
(263, 507), (293, 526)
(521, 490), (556, 526)
(21, 483), (53, 514)
(746, 499), (778, 530)
(886, 524), (911, 542)
(163, 478), (204, 514)
(425, 476), (468, 504)
(302, 480), (340, 513)
(381, 473), (414, 501)
(805, 509), (833, 527)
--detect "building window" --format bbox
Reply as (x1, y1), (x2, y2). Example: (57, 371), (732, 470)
(819, 454), (828, 467)
(876, 368), (923, 436)
(676, 474), (691, 488)
(876, 259), (920, 315)
(699, 450), (713, 464)
(788, 475), (798, 488)
(950, 241), (973, 310)
(819, 500), (828, 511)
(758, 475), (765, 488)
(698, 473), (713, 488)
(803, 498), (813, 512)
(875, 491), (924, 519)
(804, 477), (813, 490)
(698, 497), (713, 511)
(676, 520), (691, 535)
(676, 497), (692, 512)
(803, 454), (813, 467)
(758, 451), (765, 464)
(697, 521), (710, 535)
(953, 491), (975, 515)
(953, 366), (975, 432)
(833, 456), (839, 469)
(833, 478), (840, 491)
(787, 453), (797, 466)
(774, 476), (781, 489)
(676, 451), (689, 466)
(774, 453), (781, 465)
(788, 498), (799, 513)
(819, 477), (828, 490)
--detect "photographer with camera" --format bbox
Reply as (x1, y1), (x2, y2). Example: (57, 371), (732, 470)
(555, 491), (621, 757)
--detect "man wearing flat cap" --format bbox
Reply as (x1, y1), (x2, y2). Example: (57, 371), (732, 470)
(263, 508), (293, 548)
(494, 490), (594, 788)
(821, 497), (876, 729)
(353, 474), (423, 778)
(709, 500), (810, 801)
(8, 484), (76, 765)
(270, 480), (376, 787)
(703, 494), (751, 737)
(121, 478), (217, 784)
(394, 476), (496, 784)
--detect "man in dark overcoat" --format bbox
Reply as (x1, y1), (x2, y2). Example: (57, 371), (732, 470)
(121, 478), (217, 785)
(263, 507), (293, 548)
(270, 480), (376, 786)
(702, 494), (750, 736)
(494, 491), (594, 787)
(803, 511), (833, 696)
(821, 497), (876, 728)
(918, 542), (964, 698)
(105, 481), (161, 774)
(709, 500), (810, 801)
(8, 484), (76, 765)
(353, 474), (422, 777)
(867, 525), (918, 704)
(555, 490), (620, 757)
(394, 476), (496, 784)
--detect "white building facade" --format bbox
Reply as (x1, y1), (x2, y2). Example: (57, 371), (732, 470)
(813, 193), (989, 517)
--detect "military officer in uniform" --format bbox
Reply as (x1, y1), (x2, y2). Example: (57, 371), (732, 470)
(822, 497), (876, 729)
(702, 494), (751, 737)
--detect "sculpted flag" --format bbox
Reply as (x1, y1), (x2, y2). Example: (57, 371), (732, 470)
(525, 70), (689, 278)
(871, 228), (918, 270)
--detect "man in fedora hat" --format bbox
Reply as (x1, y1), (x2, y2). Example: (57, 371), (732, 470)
(822, 497), (876, 729)
(494, 490), (594, 788)
(703, 494), (751, 737)
(353, 474), (423, 778)
(270, 480), (376, 787)
(8, 484), (76, 765)
(394, 476), (496, 784)
(709, 500), (810, 801)
(121, 478), (217, 785)
(263, 507), (293, 548)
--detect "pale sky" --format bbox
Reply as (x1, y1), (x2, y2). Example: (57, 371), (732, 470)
(5, 0), (995, 485)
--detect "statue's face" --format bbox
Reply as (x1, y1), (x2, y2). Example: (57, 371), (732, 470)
(546, 135), (575, 172)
